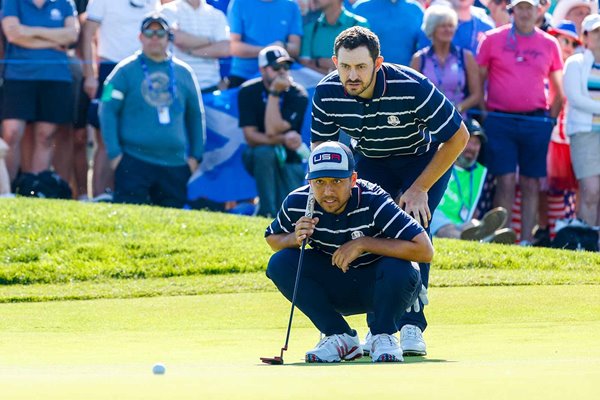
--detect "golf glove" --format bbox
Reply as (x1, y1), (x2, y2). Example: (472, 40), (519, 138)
(406, 285), (429, 313)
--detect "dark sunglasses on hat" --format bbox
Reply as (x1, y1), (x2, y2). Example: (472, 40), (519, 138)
(142, 28), (168, 39)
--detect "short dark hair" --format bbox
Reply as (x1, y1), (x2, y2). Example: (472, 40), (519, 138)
(334, 26), (380, 62)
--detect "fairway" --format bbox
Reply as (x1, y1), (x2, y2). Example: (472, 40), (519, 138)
(1, 285), (599, 399)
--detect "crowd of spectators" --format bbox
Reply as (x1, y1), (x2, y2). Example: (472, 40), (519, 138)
(0, 0), (599, 249)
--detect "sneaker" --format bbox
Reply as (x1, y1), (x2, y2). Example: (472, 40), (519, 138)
(370, 334), (403, 362)
(482, 228), (517, 245)
(460, 207), (508, 241)
(400, 325), (427, 356)
(361, 330), (373, 356)
(305, 331), (362, 363)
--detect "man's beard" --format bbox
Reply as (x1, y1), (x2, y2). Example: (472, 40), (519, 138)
(344, 67), (376, 97)
(456, 154), (477, 169)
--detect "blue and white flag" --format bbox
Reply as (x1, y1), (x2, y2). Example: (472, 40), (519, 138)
(188, 66), (324, 203)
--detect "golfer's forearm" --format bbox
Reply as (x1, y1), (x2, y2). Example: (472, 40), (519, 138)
(357, 234), (433, 263)
(412, 124), (469, 191)
(266, 233), (299, 251)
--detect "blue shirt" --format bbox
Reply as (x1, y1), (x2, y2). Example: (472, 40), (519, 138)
(228, 0), (302, 79)
(352, 0), (425, 66)
(311, 63), (463, 158)
(265, 180), (424, 267)
(453, 10), (494, 55)
(2, 0), (76, 82)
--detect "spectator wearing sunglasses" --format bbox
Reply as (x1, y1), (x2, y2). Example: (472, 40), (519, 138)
(99, 14), (206, 208)
(238, 46), (308, 217)
(82, 0), (160, 201)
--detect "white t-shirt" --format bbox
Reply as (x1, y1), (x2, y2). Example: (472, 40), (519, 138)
(160, 0), (229, 89)
(86, 0), (161, 62)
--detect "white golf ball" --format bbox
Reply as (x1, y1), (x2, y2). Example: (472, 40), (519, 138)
(152, 363), (166, 375)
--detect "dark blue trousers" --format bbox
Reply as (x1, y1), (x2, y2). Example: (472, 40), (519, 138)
(266, 248), (421, 336)
(355, 149), (452, 331)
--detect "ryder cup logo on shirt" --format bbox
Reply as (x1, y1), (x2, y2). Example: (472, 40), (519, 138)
(387, 115), (400, 126)
(351, 230), (365, 240)
(50, 9), (63, 21)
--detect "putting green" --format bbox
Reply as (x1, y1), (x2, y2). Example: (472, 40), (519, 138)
(1, 285), (599, 399)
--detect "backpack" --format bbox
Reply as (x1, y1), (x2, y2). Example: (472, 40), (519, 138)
(13, 170), (72, 199)
(551, 219), (599, 252)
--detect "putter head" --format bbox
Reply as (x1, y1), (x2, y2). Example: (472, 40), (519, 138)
(260, 356), (284, 365)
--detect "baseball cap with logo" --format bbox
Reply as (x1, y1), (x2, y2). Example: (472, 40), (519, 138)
(583, 14), (600, 33)
(306, 142), (355, 180)
(258, 46), (294, 68)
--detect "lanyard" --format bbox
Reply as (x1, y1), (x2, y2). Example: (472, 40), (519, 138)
(139, 55), (178, 106)
(452, 166), (474, 220)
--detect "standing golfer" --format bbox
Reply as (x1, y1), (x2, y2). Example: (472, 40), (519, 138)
(265, 142), (432, 363)
(310, 26), (469, 355)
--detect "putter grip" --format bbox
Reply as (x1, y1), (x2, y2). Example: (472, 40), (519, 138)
(305, 192), (315, 218)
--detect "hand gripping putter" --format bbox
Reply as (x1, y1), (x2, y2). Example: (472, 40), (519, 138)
(261, 189), (315, 365)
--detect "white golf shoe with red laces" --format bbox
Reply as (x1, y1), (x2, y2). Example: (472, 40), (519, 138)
(305, 331), (362, 363)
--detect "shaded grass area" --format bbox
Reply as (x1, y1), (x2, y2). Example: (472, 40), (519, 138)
(1, 198), (599, 302)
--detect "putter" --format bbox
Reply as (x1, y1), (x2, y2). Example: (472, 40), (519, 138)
(261, 189), (315, 365)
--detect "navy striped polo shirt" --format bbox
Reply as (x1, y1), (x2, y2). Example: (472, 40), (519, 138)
(311, 63), (463, 158)
(265, 179), (424, 268)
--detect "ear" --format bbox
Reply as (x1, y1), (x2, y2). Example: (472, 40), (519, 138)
(350, 171), (358, 187)
(375, 56), (384, 71)
(332, 56), (338, 68)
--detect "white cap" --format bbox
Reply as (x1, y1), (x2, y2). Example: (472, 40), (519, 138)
(306, 142), (355, 180)
(510, 0), (539, 7)
(583, 13), (600, 33)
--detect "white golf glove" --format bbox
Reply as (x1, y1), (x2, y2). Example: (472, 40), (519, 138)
(406, 285), (429, 313)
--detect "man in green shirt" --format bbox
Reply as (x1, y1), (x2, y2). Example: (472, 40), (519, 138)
(430, 119), (516, 244)
(299, 0), (369, 74)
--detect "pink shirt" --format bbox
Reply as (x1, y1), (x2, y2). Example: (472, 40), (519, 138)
(477, 25), (562, 112)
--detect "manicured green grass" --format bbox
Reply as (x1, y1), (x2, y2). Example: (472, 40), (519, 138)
(1, 286), (599, 399)
(1, 198), (599, 303)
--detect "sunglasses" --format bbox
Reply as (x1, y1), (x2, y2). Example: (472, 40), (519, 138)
(271, 63), (291, 72)
(559, 37), (579, 49)
(142, 29), (168, 39)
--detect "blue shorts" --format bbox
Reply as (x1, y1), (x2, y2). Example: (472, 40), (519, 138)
(483, 113), (553, 178)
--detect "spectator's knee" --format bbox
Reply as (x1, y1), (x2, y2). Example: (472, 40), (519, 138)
(582, 183), (600, 205)
(36, 129), (56, 149)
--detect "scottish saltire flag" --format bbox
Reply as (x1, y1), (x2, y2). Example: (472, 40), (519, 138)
(188, 66), (324, 204)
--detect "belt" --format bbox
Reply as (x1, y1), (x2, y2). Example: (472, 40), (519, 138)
(491, 109), (547, 117)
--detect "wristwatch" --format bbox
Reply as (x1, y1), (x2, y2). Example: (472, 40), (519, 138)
(268, 90), (282, 97)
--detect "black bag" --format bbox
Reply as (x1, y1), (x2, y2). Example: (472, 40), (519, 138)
(551, 225), (599, 252)
(13, 170), (72, 199)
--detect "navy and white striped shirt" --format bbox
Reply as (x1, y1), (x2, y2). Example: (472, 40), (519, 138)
(265, 179), (425, 268)
(311, 63), (463, 158)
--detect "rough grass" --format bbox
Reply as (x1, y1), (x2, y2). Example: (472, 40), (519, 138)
(1, 198), (599, 302)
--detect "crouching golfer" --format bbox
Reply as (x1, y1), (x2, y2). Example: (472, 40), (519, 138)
(265, 142), (432, 363)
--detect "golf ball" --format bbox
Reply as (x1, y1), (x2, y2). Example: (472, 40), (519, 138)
(152, 363), (166, 375)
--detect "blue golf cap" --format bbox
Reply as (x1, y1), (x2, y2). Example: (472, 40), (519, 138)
(306, 142), (355, 180)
